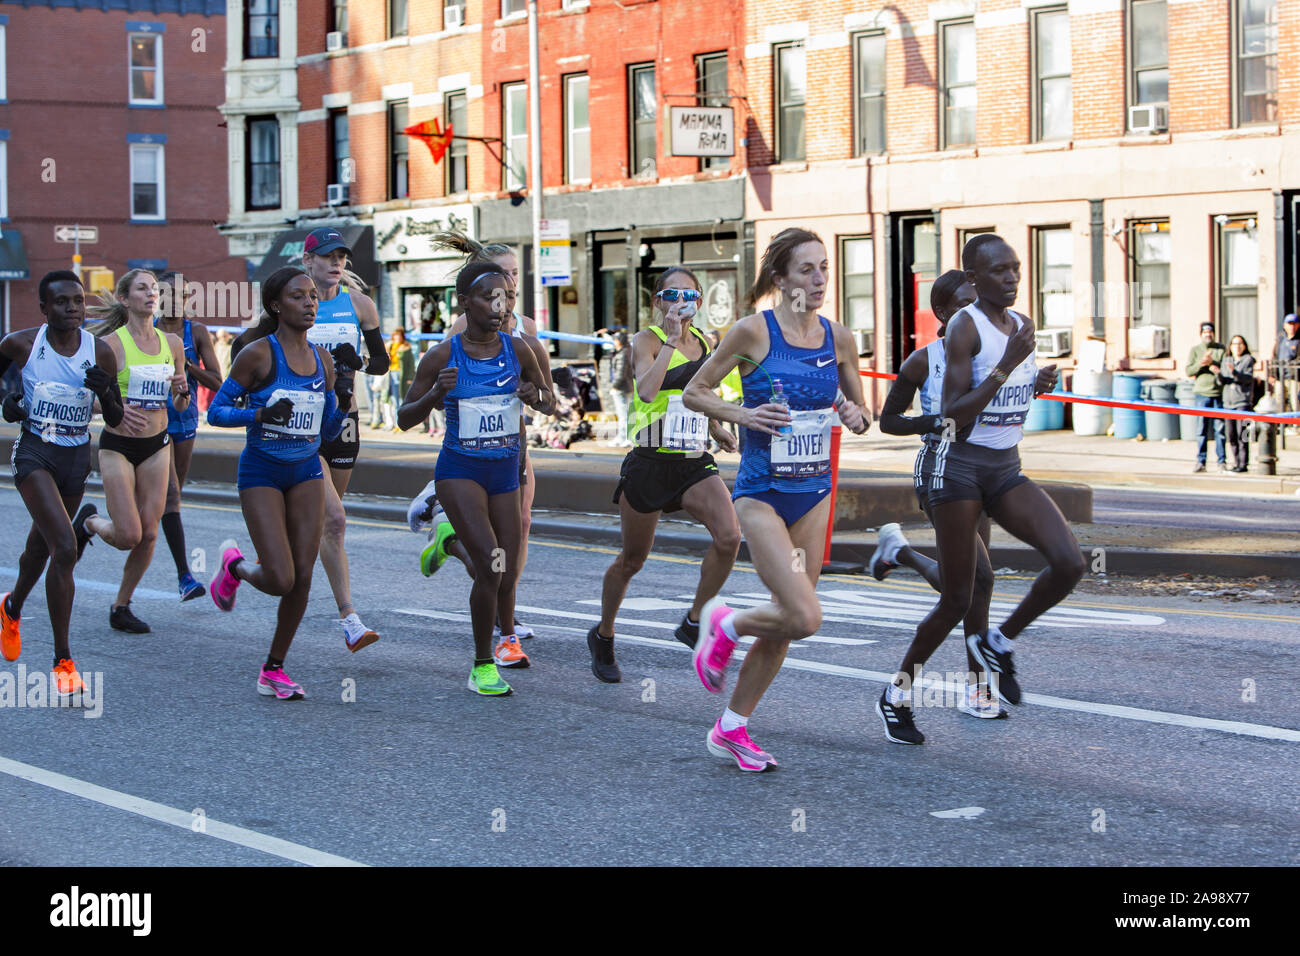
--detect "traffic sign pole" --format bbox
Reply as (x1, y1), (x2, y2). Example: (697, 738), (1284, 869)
(73, 223), (81, 280)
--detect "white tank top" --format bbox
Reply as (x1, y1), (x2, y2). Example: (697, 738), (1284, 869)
(21, 326), (98, 447)
(919, 339), (946, 437)
(964, 303), (1037, 450)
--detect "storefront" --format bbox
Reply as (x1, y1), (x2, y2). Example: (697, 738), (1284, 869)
(479, 178), (750, 359)
(251, 224), (379, 292)
(373, 204), (477, 340)
(0, 229), (30, 336)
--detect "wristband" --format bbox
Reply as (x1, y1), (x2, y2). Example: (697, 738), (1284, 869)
(990, 368), (1009, 385)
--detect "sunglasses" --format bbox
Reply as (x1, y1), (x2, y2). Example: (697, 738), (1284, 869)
(657, 289), (702, 303)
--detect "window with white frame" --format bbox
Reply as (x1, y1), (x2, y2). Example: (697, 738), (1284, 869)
(565, 74), (590, 185)
(1032, 8), (1071, 142)
(774, 43), (806, 162)
(940, 19), (976, 148)
(853, 33), (886, 156)
(840, 237), (874, 333)
(502, 0), (526, 17)
(247, 117), (281, 209)
(503, 83), (528, 190)
(629, 62), (657, 178)
(1035, 227), (1073, 329)
(130, 143), (165, 220)
(1129, 220), (1170, 328)
(0, 22), (7, 102)
(0, 140), (8, 220)
(129, 32), (163, 105)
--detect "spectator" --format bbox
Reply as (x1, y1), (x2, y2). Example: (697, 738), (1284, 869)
(1270, 314), (1300, 428)
(366, 358), (389, 429)
(1218, 335), (1256, 473)
(1186, 321), (1227, 473)
(387, 327), (415, 432)
(605, 331), (634, 448)
(205, 329), (235, 414)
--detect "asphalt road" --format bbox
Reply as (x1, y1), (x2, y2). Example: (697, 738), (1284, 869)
(1, 483), (1297, 867)
(1093, 487), (1300, 531)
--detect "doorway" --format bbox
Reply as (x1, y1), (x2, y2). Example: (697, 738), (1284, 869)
(888, 212), (938, 371)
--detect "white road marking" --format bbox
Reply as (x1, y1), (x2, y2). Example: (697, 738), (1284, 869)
(577, 597), (689, 612)
(930, 807), (986, 820)
(513, 604), (875, 646)
(0, 755), (367, 867)
(0, 568), (176, 603)
(816, 588), (1167, 628)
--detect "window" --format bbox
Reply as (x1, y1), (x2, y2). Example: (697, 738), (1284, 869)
(444, 0), (466, 27)
(328, 109), (350, 189)
(562, 0), (589, 8)
(1234, 0), (1277, 125)
(330, 0), (347, 36)
(130, 143), (165, 220)
(696, 52), (729, 171)
(1035, 227), (1073, 329)
(245, 0), (278, 59)
(389, 100), (409, 199)
(565, 74), (590, 185)
(629, 63), (657, 179)
(774, 43), (805, 162)
(128, 32), (162, 106)
(502, 0), (526, 16)
(940, 20), (976, 148)
(246, 117), (280, 210)
(503, 82), (527, 190)
(389, 0), (408, 38)
(1128, 0), (1167, 108)
(0, 140), (8, 220)
(853, 33), (886, 156)
(1216, 216), (1260, 348)
(1032, 8), (1071, 141)
(445, 91), (467, 194)
(1129, 220), (1170, 328)
(0, 21), (6, 102)
(840, 237), (874, 333)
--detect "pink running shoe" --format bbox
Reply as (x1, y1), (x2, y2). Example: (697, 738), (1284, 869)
(693, 597), (737, 694)
(210, 539), (244, 612)
(257, 666), (305, 700)
(707, 719), (777, 772)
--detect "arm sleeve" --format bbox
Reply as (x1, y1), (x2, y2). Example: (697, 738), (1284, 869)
(322, 387), (345, 442)
(363, 327), (390, 375)
(99, 383), (125, 428)
(207, 377), (258, 428)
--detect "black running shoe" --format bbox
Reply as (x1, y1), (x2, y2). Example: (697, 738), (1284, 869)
(674, 614), (700, 649)
(966, 632), (1021, 705)
(72, 504), (97, 561)
(109, 603), (151, 634)
(876, 689), (925, 745)
(586, 625), (622, 683)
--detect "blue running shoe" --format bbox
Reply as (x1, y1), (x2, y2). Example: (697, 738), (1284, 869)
(179, 572), (206, 602)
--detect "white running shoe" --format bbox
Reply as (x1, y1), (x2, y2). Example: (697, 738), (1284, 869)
(406, 479), (440, 534)
(869, 522), (909, 581)
(957, 682), (1007, 720)
(340, 612), (379, 653)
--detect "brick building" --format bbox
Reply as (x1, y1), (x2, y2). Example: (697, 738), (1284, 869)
(742, 0), (1300, 400)
(0, 0), (245, 333)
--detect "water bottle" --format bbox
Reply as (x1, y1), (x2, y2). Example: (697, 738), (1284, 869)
(771, 378), (792, 436)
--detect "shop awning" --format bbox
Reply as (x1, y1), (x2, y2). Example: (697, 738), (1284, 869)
(251, 225), (377, 289)
(0, 229), (30, 281)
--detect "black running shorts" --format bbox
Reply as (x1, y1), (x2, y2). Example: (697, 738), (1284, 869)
(613, 449), (719, 515)
(11, 429), (92, 497)
(320, 410), (360, 470)
(926, 440), (1029, 510)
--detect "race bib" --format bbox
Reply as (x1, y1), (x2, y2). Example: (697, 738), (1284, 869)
(977, 360), (1037, 428)
(771, 408), (832, 478)
(260, 388), (325, 440)
(126, 363), (174, 409)
(661, 395), (709, 452)
(459, 394), (520, 451)
(307, 322), (361, 352)
(29, 381), (93, 441)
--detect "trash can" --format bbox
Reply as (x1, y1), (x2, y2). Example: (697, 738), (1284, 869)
(1176, 379), (1200, 441)
(1112, 373), (1146, 439)
(1142, 379), (1180, 441)
(1024, 378), (1065, 432)
(1072, 369), (1113, 436)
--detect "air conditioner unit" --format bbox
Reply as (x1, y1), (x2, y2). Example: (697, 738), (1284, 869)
(1129, 324), (1170, 359)
(1128, 103), (1168, 134)
(444, 4), (463, 28)
(326, 183), (349, 206)
(854, 328), (875, 357)
(326, 31), (345, 52)
(1035, 328), (1072, 358)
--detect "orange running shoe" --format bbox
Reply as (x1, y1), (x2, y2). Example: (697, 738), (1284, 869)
(1, 593), (19, 662)
(493, 635), (530, 669)
(52, 658), (85, 698)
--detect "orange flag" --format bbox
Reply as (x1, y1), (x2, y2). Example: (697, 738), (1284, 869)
(404, 119), (454, 164)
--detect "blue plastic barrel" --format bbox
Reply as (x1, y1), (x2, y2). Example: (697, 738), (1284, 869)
(1024, 378), (1065, 431)
(1142, 379), (1180, 441)
(1112, 373), (1146, 439)
(1176, 379), (1200, 441)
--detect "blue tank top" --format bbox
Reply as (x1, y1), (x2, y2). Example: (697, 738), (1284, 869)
(157, 318), (199, 435)
(733, 310), (838, 495)
(246, 334), (328, 463)
(441, 332), (522, 460)
(307, 283), (361, 354)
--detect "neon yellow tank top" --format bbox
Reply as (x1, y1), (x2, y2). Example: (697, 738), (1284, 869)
(114, 325), (174, 410)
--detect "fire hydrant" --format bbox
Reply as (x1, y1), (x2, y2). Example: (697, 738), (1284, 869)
(1249, 392), (1279, 475)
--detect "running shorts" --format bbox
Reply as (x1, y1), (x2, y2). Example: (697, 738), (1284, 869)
(927, 441), (1029, 509)
(613, 449), (719, 515)
(320, 410), (360, 470)
(99, 429), (170, 468)
(435, 445), (520, 496)
(10, 429), (92, 497)
(734, 487), (830, 528)
(914, 440), (937, 513)
(237, 447), (324, 492)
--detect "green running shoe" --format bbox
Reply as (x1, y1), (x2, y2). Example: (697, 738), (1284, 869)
(420, 518), (457, 577)
(467, 662), (513, 697)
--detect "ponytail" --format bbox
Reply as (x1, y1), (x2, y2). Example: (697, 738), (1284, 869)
(86, 268), (157, 336)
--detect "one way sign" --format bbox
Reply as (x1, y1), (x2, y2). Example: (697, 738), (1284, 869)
(54, 225), (98, 243)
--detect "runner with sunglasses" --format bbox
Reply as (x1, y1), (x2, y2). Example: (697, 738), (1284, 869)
(682, 228), (870, 771)
(587, 267), (740, 683)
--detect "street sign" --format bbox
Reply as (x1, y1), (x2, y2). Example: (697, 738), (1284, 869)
(54, 225), (98, 244)
(669, 106), (735, 157)
(539, 218), (571, 288)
